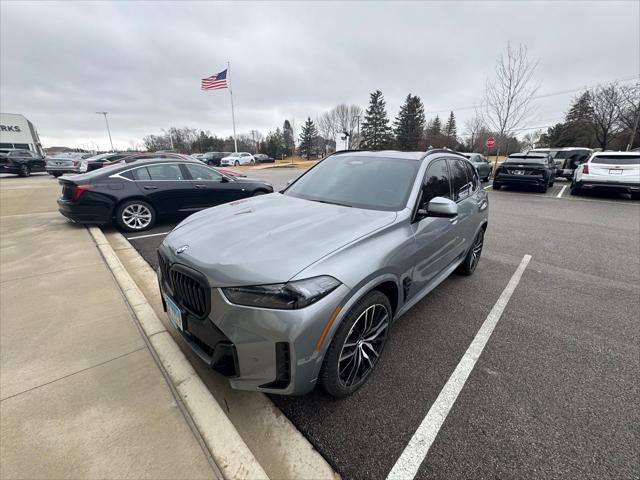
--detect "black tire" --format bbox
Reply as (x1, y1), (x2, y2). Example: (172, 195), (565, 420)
(539, 184), (548, 193)
(492, 182), (501, 190)
(252, 190), (267, 196)
(456, 227), (485, 276)
(570, 181), (581, 196)
(630, 192), (639, 200)
(319, 290), (391, 398)
(52, 173), (62, 178)
(115, 200), (156, 232)
(482, 176), (490, 182)
(18, 164), (30, 177)
(234, 160), (240, 166)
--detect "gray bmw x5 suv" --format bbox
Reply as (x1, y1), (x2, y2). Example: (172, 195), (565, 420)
(157, 150), (489, 397)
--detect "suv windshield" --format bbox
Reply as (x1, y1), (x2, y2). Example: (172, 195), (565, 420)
(285, 155), (420, 211)
(592, 155), (640, 165)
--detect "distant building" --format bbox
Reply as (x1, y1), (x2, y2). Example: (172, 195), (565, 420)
(0, 113), (44, 156)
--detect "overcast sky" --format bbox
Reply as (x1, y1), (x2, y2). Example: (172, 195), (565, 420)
(1, 1), (638, 150)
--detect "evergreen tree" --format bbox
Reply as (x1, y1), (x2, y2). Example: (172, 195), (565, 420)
(393, 94), (426, 150)
(283, 120), (295, 156)
(557, 91), (595, 147)
(298, 117), (318, 159)
(360, 90), (392, 150)
(444, 111), (457, 147)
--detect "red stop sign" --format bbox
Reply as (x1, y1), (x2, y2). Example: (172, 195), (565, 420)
(486, 137), (496, 148)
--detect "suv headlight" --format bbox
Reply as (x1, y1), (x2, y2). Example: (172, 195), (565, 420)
(222, 276), (341, 310)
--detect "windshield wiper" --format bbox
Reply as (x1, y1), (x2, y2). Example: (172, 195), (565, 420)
(312, 199), (353, 208)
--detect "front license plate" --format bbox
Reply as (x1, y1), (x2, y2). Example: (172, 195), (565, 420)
(609, 169), (622, 175)
(164, 294), (184, 331)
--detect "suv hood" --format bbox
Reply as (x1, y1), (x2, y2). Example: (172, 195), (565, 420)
(161, 193), (397, 286)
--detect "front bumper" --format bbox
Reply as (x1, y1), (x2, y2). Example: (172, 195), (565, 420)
(157, 254), (349, 395)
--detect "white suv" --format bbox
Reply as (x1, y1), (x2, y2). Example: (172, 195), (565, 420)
(220, 152), (255, 166)
(571, 151), (640, 199)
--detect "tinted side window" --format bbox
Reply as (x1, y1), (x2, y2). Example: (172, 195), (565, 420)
(422, 159), (451, 204)
(146, 164), (184, 180)
(185, 164), (223, 181)
(464, 161), (479, 191)
(131, 167), (151, 180)
(448, 159), (470, 201)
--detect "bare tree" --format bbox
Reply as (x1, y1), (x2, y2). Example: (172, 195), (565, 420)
(482, 43), (540, 164)
(590, 83), (624, 149)
(463, 110), (485, 151)
(617, 83), (640, 150)
(520, 129), (544, 150)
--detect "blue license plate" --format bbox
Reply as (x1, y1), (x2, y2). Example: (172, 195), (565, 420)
(164, 294), (183, 331)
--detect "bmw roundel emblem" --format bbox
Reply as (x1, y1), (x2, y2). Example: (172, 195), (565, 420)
(176, 245), (189, 255)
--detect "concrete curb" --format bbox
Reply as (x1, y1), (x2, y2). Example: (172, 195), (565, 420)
(88, 227), (269, 480)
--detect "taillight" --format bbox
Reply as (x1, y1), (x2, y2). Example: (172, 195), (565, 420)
(72, 160), (79, 166)
(582, 164), (589, 174)
(72, 185), (94, 201)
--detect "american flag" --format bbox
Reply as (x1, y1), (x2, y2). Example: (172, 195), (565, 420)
(201, 69), (228, 90)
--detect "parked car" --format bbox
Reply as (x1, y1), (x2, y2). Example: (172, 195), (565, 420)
(102, 152), (185, 168)
(493, 152), (556, 192)
(571, 151), (640, 199)
(86, 152), (138, 172)
(460, 152), (492, 181)
(254, 153), (275, 164)
(202, 152), (232, 166)
(529, 147), (560, 159)
(0, 148), (46, 177)
(552, 147), (592, 179)
(46, 152), (94, 177)
(57, 158), (273, 232)
(220, 152), (255, 166)
(157, 149), (488, 397)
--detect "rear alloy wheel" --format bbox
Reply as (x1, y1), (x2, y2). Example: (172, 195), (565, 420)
(116, 200), (156, 232)
(19, 164), (30, 177)
(319, 290), (391, 397)
(457, 227), (485, 276)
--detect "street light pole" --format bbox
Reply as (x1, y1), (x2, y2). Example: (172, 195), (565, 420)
(96, 112), (114, 151)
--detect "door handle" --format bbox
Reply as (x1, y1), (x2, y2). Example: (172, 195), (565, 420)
(143, 185), (158, 190)
(195, 184), (206, 188)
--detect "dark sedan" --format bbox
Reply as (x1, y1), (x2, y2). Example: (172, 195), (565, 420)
(57, 158), (274, 231)
(86, 152), (139, 172)
(493, 153), (556, 193)
(254, 153), (275, 163)
(460, 152), (492, 181)
(0, 148), (46, 177)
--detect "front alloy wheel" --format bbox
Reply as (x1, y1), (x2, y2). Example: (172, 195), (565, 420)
(319, 290), (391, 397)
(19, 164), (30, 177)
(457, 227), (485, 276)
(116, 200), (156, 232)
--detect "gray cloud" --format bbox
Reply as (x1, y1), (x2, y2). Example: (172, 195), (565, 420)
(1, 0), (638, 149)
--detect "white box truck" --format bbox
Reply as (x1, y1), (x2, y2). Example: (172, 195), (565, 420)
(0, 113), (44, 157)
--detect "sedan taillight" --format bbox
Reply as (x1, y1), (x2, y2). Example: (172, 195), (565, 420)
(72, 184), (94, 201)
(582, 164), (589, 174)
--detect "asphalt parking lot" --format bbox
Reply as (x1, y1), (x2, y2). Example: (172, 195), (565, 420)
(114, 168), (639, 479)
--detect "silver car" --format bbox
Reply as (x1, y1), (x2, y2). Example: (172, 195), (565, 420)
(157, 150), (489, 397)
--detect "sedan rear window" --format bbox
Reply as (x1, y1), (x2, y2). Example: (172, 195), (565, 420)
(285, 155), (420, 211)
(591, 155), (640, 165)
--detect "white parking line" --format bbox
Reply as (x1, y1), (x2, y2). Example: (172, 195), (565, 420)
(127, 231), (171, 240)
(484, 184), (493, 190)
(556, 185), (567, 198)
(386, 254), (532, 480)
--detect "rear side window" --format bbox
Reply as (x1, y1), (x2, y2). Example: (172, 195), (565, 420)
(447, 159), (470, 201)
(591, 155), (640, 165)
(422, 159), (451, 204)
(463, 161), (479, 191)
(131, 167), (151, 180)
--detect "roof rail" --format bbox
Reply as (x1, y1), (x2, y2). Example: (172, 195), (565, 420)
(425, 148), (466, 158)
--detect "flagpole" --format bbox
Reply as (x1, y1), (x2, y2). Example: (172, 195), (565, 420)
(227, 61), (238, 153)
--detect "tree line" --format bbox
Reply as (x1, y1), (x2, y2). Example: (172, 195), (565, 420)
(142, 43), (638, 159)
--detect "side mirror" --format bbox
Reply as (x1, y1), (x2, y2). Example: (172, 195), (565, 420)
(426, 197), (458, 218)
